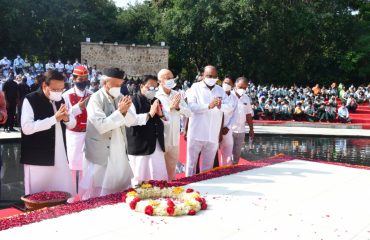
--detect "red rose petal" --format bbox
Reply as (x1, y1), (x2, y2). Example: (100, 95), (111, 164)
(145, 205), (154, 216)
(186, 188), (194, 193)
(188, 210), (196, 216)
(167, 207), (175, 216)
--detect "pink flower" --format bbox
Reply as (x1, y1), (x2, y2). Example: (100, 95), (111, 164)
(188, 210), (196, 216)
(167, 207), (175, 216)
(186, 188), (194, 193)
(145, 205), (154, 216)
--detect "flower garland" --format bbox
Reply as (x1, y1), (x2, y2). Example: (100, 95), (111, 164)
(122, 181), (207, 216)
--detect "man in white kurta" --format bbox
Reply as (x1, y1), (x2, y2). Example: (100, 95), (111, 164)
(62, 66), (92, 193)
(79, 68), (135, 200)
(156, 69), (191, 181)
(21, 70), (76, 196)
(186, 66), (232, 176)
(231, 77), (254, 164)
(219, 77), (238, 166)
(125, 75), (168, 186)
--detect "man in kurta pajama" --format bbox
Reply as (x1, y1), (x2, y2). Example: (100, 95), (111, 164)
(79, 68), (135, 200)
(21, 70), (76, 196)
(125, 75), (168, 186)
(186, 66), (232, 177)
(62, 66), (92, 193)
(156, 69), (191, 181)
(219, 77), (238, 166)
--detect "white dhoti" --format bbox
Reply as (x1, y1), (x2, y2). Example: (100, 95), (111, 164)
(186, 139), (218, 177)
(79, 127), (133, 200)
(128, 141), (168, 187)
(24, 121), (75, 196)
(66, 130), (85, 193)
(219, 130), (233, 166)
(164, 145), (179, 181)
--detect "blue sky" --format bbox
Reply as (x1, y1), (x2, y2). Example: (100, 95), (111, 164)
(113, 0), (144, 8)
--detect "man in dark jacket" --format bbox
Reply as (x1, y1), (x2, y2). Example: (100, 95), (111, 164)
(125, 75), (168, 186)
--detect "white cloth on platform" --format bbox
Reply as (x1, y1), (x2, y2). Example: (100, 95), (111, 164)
(128, 141), (168, 187)
(21, 99), (76, 195)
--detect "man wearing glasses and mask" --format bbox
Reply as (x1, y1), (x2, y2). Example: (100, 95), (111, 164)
(20, 70), (76, 196)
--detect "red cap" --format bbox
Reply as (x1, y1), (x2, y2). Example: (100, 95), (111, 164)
(73, 66), (88, 76)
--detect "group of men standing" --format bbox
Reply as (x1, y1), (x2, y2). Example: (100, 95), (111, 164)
(20, 65), (254, 201)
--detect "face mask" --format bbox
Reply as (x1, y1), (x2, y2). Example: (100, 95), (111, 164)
(75, 81), (89, 91)
(222, 83), (232, 92)
(145, 87), (157, 100)
(204, 77), (217, 87)
(164, 79), (176, 89)
(236, 88), (246, 96)
(49, 91), (63, 101)
(108, 87), (121, 98)
(17, 56), (20, 58)
(58, 61), (61, 63)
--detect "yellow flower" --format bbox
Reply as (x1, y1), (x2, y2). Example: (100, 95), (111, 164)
(127, 191), (138, 197)
(148, 200), (160, 207)
(141, 183), (152, 189)
(185, 200), (197, 209)
(190, 192), (200, 199)
(172, 187), (184, 194)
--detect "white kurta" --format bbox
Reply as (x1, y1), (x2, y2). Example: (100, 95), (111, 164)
(63, 87), (92, 171)
(79, 90), (133, 200)
(21, 98), (76, 196)
(155, 86), (191, 180)
(219, 92), (238, 167)
(126, 103), (169, 186)
(185, 81), (233, 176)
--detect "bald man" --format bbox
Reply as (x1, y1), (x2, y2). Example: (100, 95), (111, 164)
(186, 66), (232, 176)
(156, 69), (191, 180)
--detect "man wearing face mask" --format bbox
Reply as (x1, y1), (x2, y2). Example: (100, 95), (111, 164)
(20, 70), (76, 196)
(55, 59), (65, 73)
(13, 55), (25, 75)
(62, 66), (92, 194)
(231, 77), (254, 164)
(125, 75), (168, 186)
(219, 76), (238, 166)
(155, 69), (191, 181)
(45, 60), (55, 71)
(186, 65), (233, 176)
(0, 57), (11, 77)
(80, 68), (134, 199)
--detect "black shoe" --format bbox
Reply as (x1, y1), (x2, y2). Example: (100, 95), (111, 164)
(8, 128), (18, 132)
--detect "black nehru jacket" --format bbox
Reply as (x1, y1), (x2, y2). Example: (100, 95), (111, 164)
(126, 93), (165, 156)
(20, 88), (67, 166)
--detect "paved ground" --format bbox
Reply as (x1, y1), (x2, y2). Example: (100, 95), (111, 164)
(1, 160), (370, 240)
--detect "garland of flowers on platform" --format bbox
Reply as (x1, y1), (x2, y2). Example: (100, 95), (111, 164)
(122, 181), (207, 216)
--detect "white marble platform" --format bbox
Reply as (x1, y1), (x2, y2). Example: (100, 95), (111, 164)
(1, 160), (370, 240)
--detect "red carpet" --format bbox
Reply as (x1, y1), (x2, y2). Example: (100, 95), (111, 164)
(0, 208), (22, 219)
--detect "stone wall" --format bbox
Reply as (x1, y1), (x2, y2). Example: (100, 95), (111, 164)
(81, 42), (169, 77)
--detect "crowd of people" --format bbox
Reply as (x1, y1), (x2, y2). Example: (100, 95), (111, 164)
(13, 64), (255, 203)
(247, 83), (370, 123)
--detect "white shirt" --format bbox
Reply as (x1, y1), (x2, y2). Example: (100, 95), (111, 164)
(338, 106), (349, 118)
(155, 86), (191, 147)
(231, 91), (253, 133)
(0, 59), (11, 69)
(55, 62), (65, 72)
(65, 64), (73, 73)
(45, 63), (55, 70)
(62, 86), (93, 119)
(223, 91), (238, 129)
(187, 81), (232, 143)
(21, 98), (76, 135)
